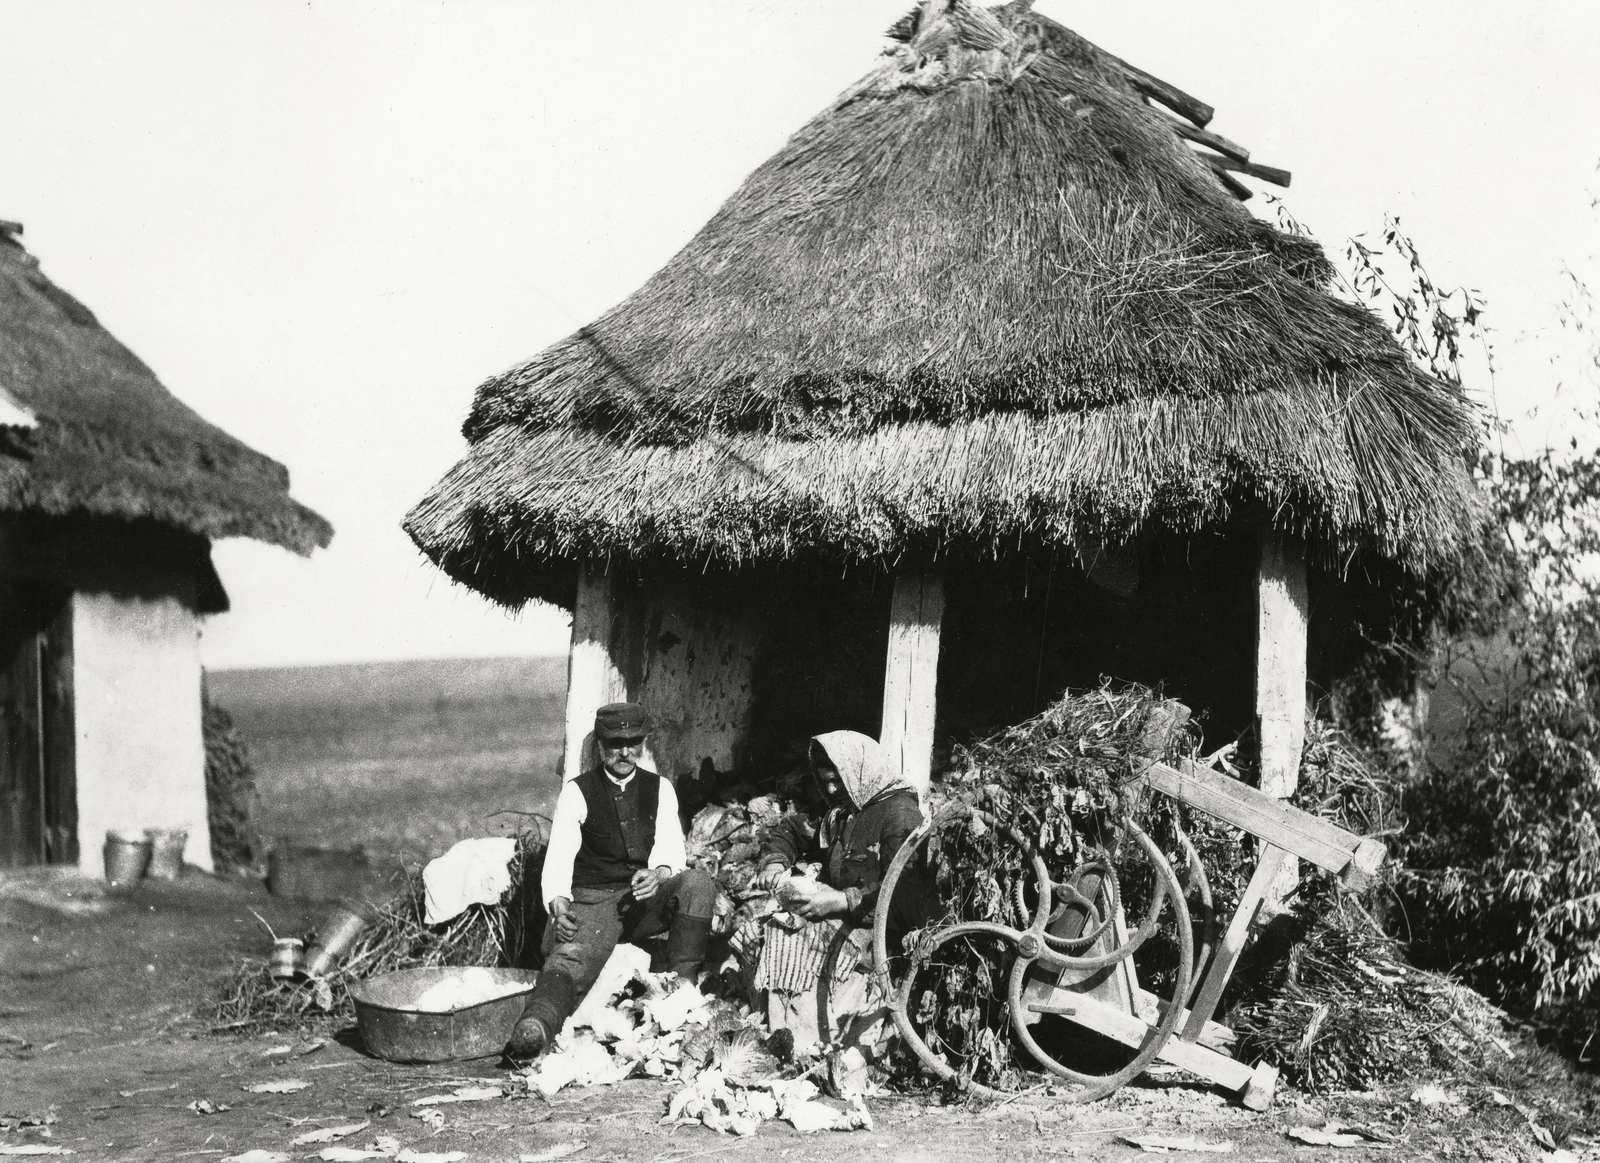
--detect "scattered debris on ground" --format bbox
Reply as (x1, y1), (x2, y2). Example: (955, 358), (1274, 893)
(210, 835), (545, 1034)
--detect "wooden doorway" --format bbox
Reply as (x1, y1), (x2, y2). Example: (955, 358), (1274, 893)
(0, 581), (76, 867)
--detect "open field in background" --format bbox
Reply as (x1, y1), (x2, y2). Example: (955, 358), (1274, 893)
(208, 657), (568, 868)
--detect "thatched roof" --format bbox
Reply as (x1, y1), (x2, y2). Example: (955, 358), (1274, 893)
(0, 225), (332, 555)
(406, 1), (1481, 608)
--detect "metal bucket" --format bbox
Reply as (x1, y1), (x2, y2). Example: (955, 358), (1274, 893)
(303, 902), (371, 978)
(270, 938), (305, 979)
(104, 830), (151, 885)
(350, 967), (538, 1062)
(145, 829), (187, 880)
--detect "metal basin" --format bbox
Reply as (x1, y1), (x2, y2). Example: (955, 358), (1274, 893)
(350, 967), (538, 1062)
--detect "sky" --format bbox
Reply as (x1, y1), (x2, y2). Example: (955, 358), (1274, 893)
(3, 1), (1597, 670)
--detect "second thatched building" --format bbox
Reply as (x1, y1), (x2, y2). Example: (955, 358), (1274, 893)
(0, 221), (331, 876)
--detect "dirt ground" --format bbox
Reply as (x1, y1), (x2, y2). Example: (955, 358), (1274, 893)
(5, 868), (1592, 1163)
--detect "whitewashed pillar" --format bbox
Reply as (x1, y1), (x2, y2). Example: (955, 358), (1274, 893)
(880, 568), (944, 795)
(1255, 531), (1309, 902)
(561, 562), (632, 782)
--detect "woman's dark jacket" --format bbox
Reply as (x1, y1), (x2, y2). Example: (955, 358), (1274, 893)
(758, 787), (934, 954)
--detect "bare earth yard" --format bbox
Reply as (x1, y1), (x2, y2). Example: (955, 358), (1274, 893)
(2, 658), (1591, 1161)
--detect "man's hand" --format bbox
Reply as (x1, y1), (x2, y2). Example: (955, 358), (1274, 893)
(630, 866), (673, 902)
(548, 896), (578, 942)
(792, 885), (850, 920)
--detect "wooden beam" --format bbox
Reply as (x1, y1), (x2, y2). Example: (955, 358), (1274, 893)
(1134, 988), (1236, 1054)
(880, 569), (944, 795)
(1028, 990), (1254, 1094)
(1195, 150), (1292, 188)
(1136, 761), (1343, 872)
(1182, 843), (1291, 1039)
(1136, 758), (1384, 878)
(1207, 162), (1253, 201)
(41, 590), (77, 865)
(1172, 121), (1249, 162)
(561, 562), (635, 782)
(1113, 58), (1214, 127)
(1257, 533), (1309, 904)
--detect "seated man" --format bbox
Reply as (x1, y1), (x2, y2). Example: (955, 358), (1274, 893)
(508, 702), (715, 1059)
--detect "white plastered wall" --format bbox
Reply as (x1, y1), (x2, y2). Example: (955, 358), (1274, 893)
(72, 590), (212, 876)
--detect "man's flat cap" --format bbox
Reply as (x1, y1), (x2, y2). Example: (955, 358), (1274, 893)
(595, 702), (651, 739)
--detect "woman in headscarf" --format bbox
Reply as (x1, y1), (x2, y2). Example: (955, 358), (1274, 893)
(738, 731), (933, 1053)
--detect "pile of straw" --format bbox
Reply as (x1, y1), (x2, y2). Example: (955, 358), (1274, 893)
(210, 836), (542, 1035)
(1229, 723), (1514, 1093)
(1229, 884), (1514, 1092)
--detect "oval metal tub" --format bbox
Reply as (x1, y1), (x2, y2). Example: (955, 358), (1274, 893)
(350, 967), (539, 1063)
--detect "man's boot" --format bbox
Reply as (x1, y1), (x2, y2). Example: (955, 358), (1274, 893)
(507, 970), (575, 1060)
(666, 913), (713, 981)
(506, 1012), (547, 1060)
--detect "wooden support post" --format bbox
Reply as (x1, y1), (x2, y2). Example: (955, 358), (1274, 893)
(1255, 535), (1308, 798)
(561, 562), (635, 782)
(1256, 532), (1309, 904)
(880, 569), (944, 795)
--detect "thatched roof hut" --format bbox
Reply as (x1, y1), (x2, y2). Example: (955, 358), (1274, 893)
(406, 3), (1481, 804)
(0, 225), (331, 558)
(0, 221), (331, 875)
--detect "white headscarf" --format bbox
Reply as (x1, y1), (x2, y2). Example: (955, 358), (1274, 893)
(810, 730), (914, 810)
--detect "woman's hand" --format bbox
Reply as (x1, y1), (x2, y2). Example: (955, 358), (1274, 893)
(752, 864), (787, 893)
(792, 885), (850, 920)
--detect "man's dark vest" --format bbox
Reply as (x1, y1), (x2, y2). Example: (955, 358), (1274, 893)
(571, 767), (661, 889)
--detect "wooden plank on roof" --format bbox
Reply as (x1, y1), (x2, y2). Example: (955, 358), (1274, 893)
(1113, 58), (1215, 127)
(1198, 151), (1292, 188)
(1207, 162), (1253, 201)
(1173, 121), (1250, 162)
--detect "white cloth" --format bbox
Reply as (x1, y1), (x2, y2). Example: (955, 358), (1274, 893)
(422, 836), (518, 924)
(541, 771), (687, 908)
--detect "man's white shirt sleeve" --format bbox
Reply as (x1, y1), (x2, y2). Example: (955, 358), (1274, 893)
(648, 778), (688, 875)
(541, 781), (587, 909)
(541, 776), (686, 908)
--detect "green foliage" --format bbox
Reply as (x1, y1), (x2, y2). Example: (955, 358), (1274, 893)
(1404, 440), (1600, 1018)
(1347, 206), (1600, 1034)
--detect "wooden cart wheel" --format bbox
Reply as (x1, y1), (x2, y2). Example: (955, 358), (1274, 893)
(874, 804), (1193, 1101)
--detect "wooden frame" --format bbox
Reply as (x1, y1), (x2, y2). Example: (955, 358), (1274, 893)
(1014, 752), (1383, 1109)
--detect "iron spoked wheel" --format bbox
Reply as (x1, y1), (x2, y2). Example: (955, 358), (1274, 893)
(1005, 820), (1193, 1102)
(873, 803), (1054, 1098)
(874, 804), (1194, 1102)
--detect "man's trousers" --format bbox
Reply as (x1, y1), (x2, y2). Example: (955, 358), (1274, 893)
(519, 868), (716, 1037)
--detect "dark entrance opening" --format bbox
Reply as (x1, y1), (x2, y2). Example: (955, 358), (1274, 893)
(0, 581), (76, 867)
